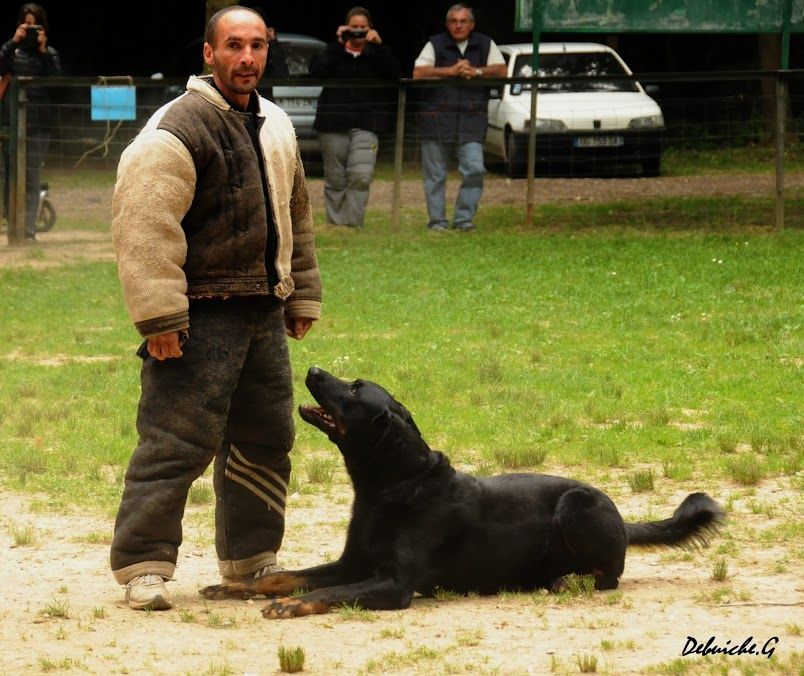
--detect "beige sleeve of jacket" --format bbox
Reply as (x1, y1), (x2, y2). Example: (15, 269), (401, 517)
(111, 129), (196, 338)
(284, 146), (322, 321)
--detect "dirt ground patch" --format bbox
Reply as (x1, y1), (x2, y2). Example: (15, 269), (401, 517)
(1, 473), (802, 675)
(1, 172), (801, 268)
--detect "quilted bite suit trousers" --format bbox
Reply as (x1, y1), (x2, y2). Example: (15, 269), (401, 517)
(110, 296), (295, 584)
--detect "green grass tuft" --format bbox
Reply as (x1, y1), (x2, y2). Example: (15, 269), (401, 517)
(277, 646), (306, 673)
(627, 469), (655, 493)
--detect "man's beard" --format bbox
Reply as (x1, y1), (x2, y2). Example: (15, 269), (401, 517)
(227, 70), (260, 94)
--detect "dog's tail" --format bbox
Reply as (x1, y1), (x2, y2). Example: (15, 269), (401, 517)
(626, 492), (725, 548)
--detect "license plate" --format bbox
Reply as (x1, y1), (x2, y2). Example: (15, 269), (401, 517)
(275, 97), (317, 111)
(573, 136), (624, 148)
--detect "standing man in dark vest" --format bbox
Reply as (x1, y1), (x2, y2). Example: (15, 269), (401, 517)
(413, 4), (506, 232)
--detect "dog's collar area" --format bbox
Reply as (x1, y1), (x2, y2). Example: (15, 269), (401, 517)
(374, 451), (452, 501)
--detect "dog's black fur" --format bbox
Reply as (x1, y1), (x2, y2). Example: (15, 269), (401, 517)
(201, 367), (724, 618)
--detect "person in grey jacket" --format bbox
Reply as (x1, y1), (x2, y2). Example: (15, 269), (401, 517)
(0, 3), (61, 240)
(110, 6), (322, 611)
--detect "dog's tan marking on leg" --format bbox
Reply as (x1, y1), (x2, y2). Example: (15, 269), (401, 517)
(261, 597), (330, 619)
(200, 572), (310, 600)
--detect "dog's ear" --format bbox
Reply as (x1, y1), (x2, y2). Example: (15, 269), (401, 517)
(370, 404), (421, 437)
(395, 403), (421, 437)
(382, 399), (421, 437)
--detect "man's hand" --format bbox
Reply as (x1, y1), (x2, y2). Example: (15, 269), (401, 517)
(147, 331), (185, 360)
(455, 59), (476, 79)
(284, 315), (313, 340)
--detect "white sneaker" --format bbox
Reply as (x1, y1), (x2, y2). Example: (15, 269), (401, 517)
(125, 574), (172, 610)
(221, 563), (284, 585)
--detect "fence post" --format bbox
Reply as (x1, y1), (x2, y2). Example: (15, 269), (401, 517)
(391, 83), (407, 232)
(7, 77), (28, 245)
(774, 73), (786, 231)
(526, 84), (538, 226)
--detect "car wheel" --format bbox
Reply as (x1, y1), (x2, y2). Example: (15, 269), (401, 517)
(642, 156), (661, 178)
(505, 131), (527, 178)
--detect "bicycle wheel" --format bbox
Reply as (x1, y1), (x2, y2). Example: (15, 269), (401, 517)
(35, 199), (56, 232)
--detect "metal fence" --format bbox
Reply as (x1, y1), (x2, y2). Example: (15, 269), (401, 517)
(2, 69), (803, 243)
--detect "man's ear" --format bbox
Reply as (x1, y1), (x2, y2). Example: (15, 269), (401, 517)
(203, 42), (214, 67)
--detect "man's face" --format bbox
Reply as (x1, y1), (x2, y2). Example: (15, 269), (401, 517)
(446, 8), (474, 42)
(203, 10), (268, 100)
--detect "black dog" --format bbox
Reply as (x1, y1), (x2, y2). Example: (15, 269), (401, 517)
(201, 367), (724, 618)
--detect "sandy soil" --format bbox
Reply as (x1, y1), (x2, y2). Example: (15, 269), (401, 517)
(1, 175), (801, 674)
(1, 473), (801, 675)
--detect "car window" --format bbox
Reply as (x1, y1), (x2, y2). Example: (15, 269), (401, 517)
(281, 41), (326, 77)
(513, 52), (639, 93)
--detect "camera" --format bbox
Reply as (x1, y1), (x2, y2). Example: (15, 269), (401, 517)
(342, 29), (367, 41)
(22, 24), (42, 49)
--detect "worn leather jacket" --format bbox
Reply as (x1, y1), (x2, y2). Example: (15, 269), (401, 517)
(112, 76), (322, 338)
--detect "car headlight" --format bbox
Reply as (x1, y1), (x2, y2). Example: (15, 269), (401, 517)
(525, 118), (567, 132)
(628, 114), (664, 129)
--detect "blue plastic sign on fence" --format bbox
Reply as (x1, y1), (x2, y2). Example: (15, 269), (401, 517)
(90, 85), (136, 121)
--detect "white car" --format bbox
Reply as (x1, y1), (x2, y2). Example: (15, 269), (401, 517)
(485, 42), (665, 177)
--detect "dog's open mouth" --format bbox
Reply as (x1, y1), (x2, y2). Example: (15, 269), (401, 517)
(299, 404), (343, 436)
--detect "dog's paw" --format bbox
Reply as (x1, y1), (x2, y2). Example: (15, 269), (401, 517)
(199, 582), (254, 600)
(261, 597), (327, 619)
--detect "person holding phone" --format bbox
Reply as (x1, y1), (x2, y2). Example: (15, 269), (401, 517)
(0, 3), (61, 241)
(309, 6), (400, 228)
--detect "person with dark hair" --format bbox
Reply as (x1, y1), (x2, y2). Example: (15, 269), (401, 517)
(109, 6), (322, 611)
(260, 20), (289, 101)
(0, 2), (61, 241)
(413, 4), (506, 232)
(310, 6), (400, 228)
(265, 24), (289, 79)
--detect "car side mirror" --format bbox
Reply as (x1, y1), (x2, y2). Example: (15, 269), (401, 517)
(511, 83), (523, 96)
(489, 86), (501, 100)
(644, 84), (659, 96)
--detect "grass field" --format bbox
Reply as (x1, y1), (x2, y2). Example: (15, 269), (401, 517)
(1, 175), (802, 675)
(0, 198), (801, 515)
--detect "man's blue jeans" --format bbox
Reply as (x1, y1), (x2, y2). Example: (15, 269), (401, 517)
(421, 140), (485, 230)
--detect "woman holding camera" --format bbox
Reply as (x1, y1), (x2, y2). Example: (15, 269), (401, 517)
(0, 3), (61, 241)
(310, 6), (400, 228)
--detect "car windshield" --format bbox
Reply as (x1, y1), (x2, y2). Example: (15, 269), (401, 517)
(282, 41), (325, 76)
(513, 52), (639, 93)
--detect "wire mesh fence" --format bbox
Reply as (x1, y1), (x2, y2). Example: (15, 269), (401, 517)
(1, 70), (803, 243)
